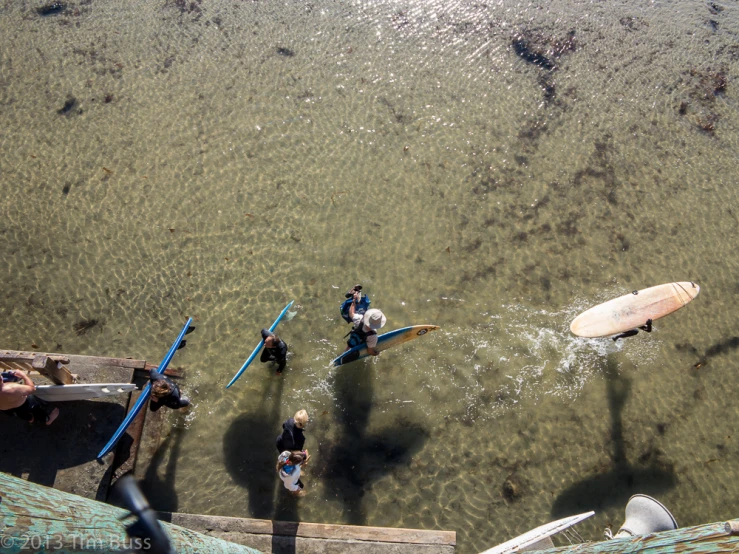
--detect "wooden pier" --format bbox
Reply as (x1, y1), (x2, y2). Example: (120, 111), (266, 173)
(0, 350), (177, 500)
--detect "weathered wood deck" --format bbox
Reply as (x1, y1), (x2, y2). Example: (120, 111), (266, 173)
(0, 350), (179, 500)
(159, 512), (456, 554)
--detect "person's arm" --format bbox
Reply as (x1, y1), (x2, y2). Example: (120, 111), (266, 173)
(149, 368), (165, 382)
(348, 290), (361, 320)
(366, 334), (379, 356)
(276, 341), (288, 372)
(13, 370), (36, 389)
(2, 382), (36, 396)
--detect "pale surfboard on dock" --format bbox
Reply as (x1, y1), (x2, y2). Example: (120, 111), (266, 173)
(33, 383), (137, 402)
(570, 281), (700, 338)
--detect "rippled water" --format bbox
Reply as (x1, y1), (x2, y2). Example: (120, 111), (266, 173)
(2, 0), (739, 552)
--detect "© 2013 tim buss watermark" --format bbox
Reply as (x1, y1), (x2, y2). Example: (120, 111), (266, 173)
(0, 532), (152, 550)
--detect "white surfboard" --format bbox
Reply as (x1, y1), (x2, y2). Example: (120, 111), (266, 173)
(570, 282), (700, 338)
(479, 511), (595, 554)
(33, 383), (137, 402)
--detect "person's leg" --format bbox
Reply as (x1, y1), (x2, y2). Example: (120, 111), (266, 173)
(639, 319), (653, 332)
(4, 399), (35, 422)
(260, 349), (271, 363)
(27, 395), (58, 425)
(612, 329), (639, 341)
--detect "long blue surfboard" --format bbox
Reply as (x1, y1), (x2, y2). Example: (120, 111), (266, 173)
(330, 324), (439, 367)
(226, 300), (294, 388)
(97, 318), (193, 459)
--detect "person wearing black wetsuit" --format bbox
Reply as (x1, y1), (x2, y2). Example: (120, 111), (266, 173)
(260, 328), (288, 374)
(276, 409), (309, 453)
(149, 369), (190, 412)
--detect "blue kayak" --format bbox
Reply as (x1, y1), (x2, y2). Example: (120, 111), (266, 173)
(97, 318), (193, 459)
(226, 300), (294, 388)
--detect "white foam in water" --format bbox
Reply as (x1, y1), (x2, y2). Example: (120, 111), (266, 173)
(428, 301), (664, 424)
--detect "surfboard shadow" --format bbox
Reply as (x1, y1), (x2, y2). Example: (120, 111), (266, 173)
(317, 363), (429, 526)
(223, 375), (285, 520)
(551, 357), (676, 517)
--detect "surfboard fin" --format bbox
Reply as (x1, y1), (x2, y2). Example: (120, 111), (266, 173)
(186, 326), (196, 335)
(177, 340), (187, 350)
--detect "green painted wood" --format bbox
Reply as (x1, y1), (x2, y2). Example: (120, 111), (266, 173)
(0, 473), (262, 553)
(530, 519), (739, 553)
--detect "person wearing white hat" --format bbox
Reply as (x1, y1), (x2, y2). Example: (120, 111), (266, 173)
(345, 307), (387, 355)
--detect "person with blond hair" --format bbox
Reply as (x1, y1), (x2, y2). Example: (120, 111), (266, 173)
(277, 450), (310, 496)
(276, 409), (309, 454)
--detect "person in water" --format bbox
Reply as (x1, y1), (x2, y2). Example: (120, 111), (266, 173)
(277, 450), (310, 496)
(612, 319), (653, 341)
(276, 409), (309, 453)
(346, 306), (386, 355)
(0, 370), (59, 425)
(149, 369), (190, 412)
(260, 329), (288, 374)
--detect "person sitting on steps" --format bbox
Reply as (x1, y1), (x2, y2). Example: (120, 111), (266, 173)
(0, 370), (59, 425)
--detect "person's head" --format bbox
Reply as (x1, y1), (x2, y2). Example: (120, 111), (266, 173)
(289, 452), (306, 465)
(151, 379), (173, 398)
(363, 309), (386, 330)
(277, 450), (292, 471)
(294, 409), (309, 429)
(265, 333), (281, 348)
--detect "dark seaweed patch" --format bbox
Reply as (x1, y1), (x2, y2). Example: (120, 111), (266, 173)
(58, 96), (77, 115)
(512, 36), (555, 70)
(73, 319), (99, 335)
(37, 2), (66, 16)
(276, 47), (295, 57)
(709, 2), (724, 15)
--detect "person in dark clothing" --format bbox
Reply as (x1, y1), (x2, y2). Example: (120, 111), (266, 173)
(276, 409), (309, 453)
(260, 328), (288, 374)
(149, 369), (190, 412)
(612, 319), (653, 341)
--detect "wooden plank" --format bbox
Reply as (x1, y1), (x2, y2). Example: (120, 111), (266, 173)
(141, 362), (185, 378)
(63, 354), (147, 369)
(32, 355), (75, 384)
(163, 513), (456, 546)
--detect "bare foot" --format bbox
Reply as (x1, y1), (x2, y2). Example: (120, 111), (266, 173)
(46, 408), (59, 425)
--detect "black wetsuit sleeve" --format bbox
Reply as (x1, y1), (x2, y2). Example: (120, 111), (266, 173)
(261, 328), (271, 341)
(294, 428), (305, 451)
(275, 340), (287, 371)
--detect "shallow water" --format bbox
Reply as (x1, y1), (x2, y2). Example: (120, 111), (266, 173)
(1, 0), (739, 552)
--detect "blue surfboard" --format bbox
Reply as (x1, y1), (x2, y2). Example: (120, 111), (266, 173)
(330, 324), (439, 367)
(97, 318), (193, 459)
(226, 300), (294, 388)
